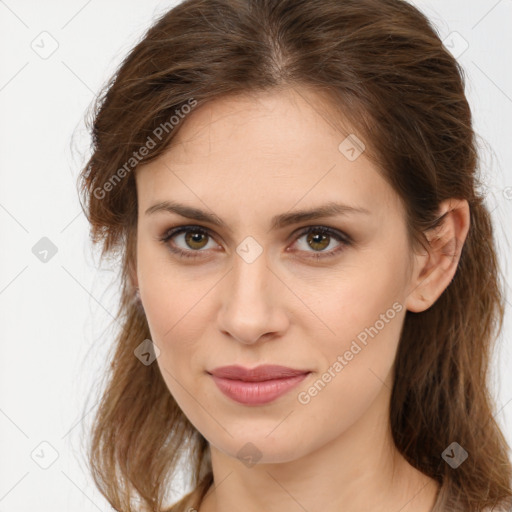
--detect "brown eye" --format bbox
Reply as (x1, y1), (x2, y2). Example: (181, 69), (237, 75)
(183, 230), (209, 250)
(159, 226), (218, 259)
(306, 231), (331, 251)
(290, 226), (351, 260)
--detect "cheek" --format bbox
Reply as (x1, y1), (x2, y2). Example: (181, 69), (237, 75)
(294, 288), (405, 443)
(137, 242), (209, 342)
(140, 271), (208, 412)
(313, 261), (405, 340)
(141, 277), (207, 361)
(138, 269), (223, 401)
(310, 252), (407, 383)
(316, 288), (404, 385)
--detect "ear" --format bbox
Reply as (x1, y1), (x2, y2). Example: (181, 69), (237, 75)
(405, 198), (470, 313)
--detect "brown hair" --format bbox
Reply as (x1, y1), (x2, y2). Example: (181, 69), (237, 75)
(77, 0), (512, 510)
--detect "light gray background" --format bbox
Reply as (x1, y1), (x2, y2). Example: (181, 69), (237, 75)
(1, 1), (511, 510)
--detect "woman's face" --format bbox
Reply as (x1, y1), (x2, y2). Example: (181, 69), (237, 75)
(134, 87), (419, 464)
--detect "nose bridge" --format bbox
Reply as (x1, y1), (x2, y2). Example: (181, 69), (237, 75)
(228, 247), (271, 313)
(217, 245), (287, 344)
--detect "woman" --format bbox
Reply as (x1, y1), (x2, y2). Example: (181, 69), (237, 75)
(78, 0), (512, 510)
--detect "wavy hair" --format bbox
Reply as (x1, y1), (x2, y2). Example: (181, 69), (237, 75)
(77, 0), (512, 510)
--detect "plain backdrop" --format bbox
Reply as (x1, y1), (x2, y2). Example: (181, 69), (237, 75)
(0, 0), (511, 510)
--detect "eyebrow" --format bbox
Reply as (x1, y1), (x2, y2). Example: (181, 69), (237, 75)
(145, 200), (371, 231)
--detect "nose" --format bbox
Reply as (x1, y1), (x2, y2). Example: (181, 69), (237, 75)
(216, 249), (289, 345)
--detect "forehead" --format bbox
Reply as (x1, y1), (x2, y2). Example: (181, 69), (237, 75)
(166, 87), (351, 167)
(135, 87), (401, 222)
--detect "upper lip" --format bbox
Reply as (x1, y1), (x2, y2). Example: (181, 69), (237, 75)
(208, 365), (310, 382)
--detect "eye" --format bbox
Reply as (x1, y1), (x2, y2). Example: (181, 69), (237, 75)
(158, 226), (219, 259)
(289, 226), (351, 260)
(158, 225), (352, 260)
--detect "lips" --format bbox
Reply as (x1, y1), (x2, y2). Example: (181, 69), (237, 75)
(208, 365), (311, 405)
(209, 364), (310, 382)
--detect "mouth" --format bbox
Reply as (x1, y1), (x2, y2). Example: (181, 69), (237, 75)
(207, 365), (311, 405)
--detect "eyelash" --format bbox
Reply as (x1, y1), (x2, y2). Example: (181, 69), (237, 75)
(157, 225), (352, 261)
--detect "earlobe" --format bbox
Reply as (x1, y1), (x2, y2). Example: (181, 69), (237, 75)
(405, 198), (470, 313)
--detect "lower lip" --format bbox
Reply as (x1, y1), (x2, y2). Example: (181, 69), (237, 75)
(210, 373), (310, 405)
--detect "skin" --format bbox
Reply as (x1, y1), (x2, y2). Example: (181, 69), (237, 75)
(133, 86), (470, 512)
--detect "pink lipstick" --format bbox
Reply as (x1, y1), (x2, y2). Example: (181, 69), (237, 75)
(208, 365), (310, 405)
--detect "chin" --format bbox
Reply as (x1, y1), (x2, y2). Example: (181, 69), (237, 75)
(210, 428), (313, 466)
